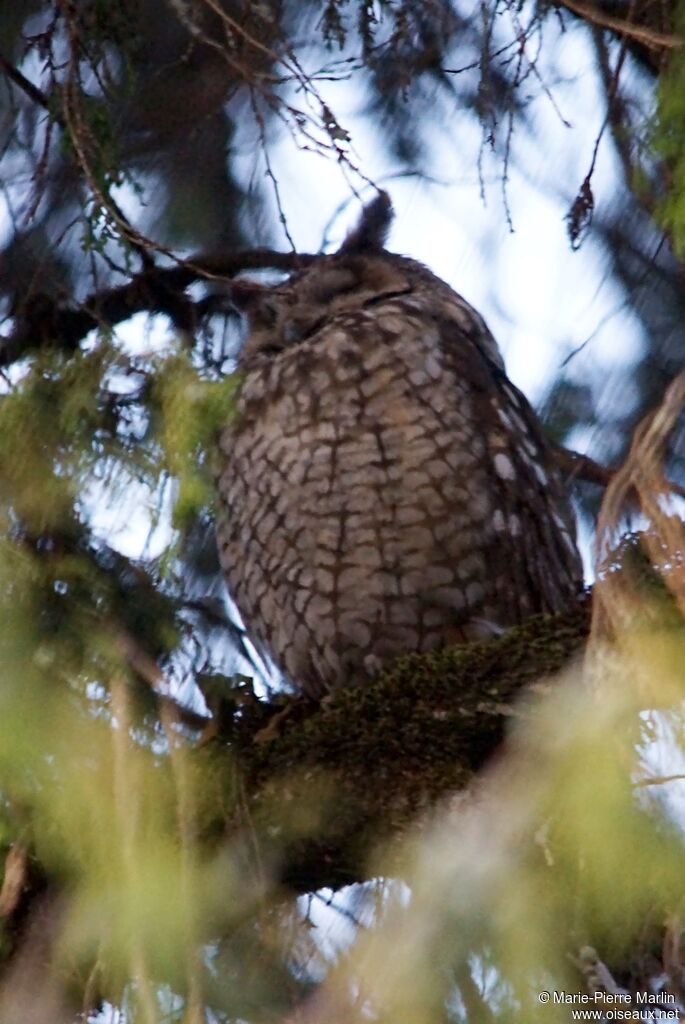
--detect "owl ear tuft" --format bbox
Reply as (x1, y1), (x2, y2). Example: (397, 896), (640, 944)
(339, 191), (394, 254)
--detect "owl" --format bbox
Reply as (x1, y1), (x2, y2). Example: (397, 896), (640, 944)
(216, 193), (583, 699)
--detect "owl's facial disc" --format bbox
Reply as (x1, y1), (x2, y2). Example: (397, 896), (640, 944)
(239, 250), (412, 360)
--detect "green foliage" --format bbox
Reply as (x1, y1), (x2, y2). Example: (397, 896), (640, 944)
(654, 8), (685, 254)
(0, 658), (250, 1009)
(0, 332), (238, 544)
(0, 336), (245, 774)
(5, 580), (682, 1022)
(153, 349), (240, 530)
(0, 348), (109, 531)
(340, 644), (685, 1024)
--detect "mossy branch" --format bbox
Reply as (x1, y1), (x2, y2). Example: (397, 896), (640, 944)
(219, 599), (591, 893)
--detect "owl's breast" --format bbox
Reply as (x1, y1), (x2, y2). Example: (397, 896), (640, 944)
(216, 300), (581, 697)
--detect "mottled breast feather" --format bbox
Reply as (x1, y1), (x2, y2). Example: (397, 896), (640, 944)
(216, 195), (583, 698)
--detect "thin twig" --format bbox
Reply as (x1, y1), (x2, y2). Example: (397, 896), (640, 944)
(113, 623), (210, 730)
(591, 368), (685, 640)
(559, 0), (682, 50)
(556, 443), (685, 501)
(0, 844), (29, 918)
(634, 773), (685, 788)
(0, 51), (52, 110)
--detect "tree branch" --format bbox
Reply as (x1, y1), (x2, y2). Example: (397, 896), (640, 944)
(0, 846), (29, 919)
(557, 0), (682, 53)
(2, 249), (318, 365)
(556, 444), (685, 502)
(225, 600), (590, 893)
(0, 51), (52, 111)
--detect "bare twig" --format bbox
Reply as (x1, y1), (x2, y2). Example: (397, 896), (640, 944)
(113, 623), (210, 731)
(663, 913), (685, 1007)
(558, 0), (682, 51)
(0, 845), (29, 919)
(0, 51), (52, 110)
(576, 944), (627, 996)
(634, 773), (685, 788)
(592, 368), (685, 639)
(556, 443), (685, 501)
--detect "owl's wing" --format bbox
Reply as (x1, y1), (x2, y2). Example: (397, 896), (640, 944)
(440, 308), (583, 618)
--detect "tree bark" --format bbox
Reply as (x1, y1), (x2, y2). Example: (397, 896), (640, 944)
(222, 598), (591, 893)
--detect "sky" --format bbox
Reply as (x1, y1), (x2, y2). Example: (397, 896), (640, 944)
(256, 13), (646, 403)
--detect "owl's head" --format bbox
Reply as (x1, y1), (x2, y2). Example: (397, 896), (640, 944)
(233, 192), (421, 360)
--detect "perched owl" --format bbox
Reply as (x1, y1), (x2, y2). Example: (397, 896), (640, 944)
(216, 193), (583, 699)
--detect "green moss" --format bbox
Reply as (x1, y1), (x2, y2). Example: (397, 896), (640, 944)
(229, 600), (591, 890)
